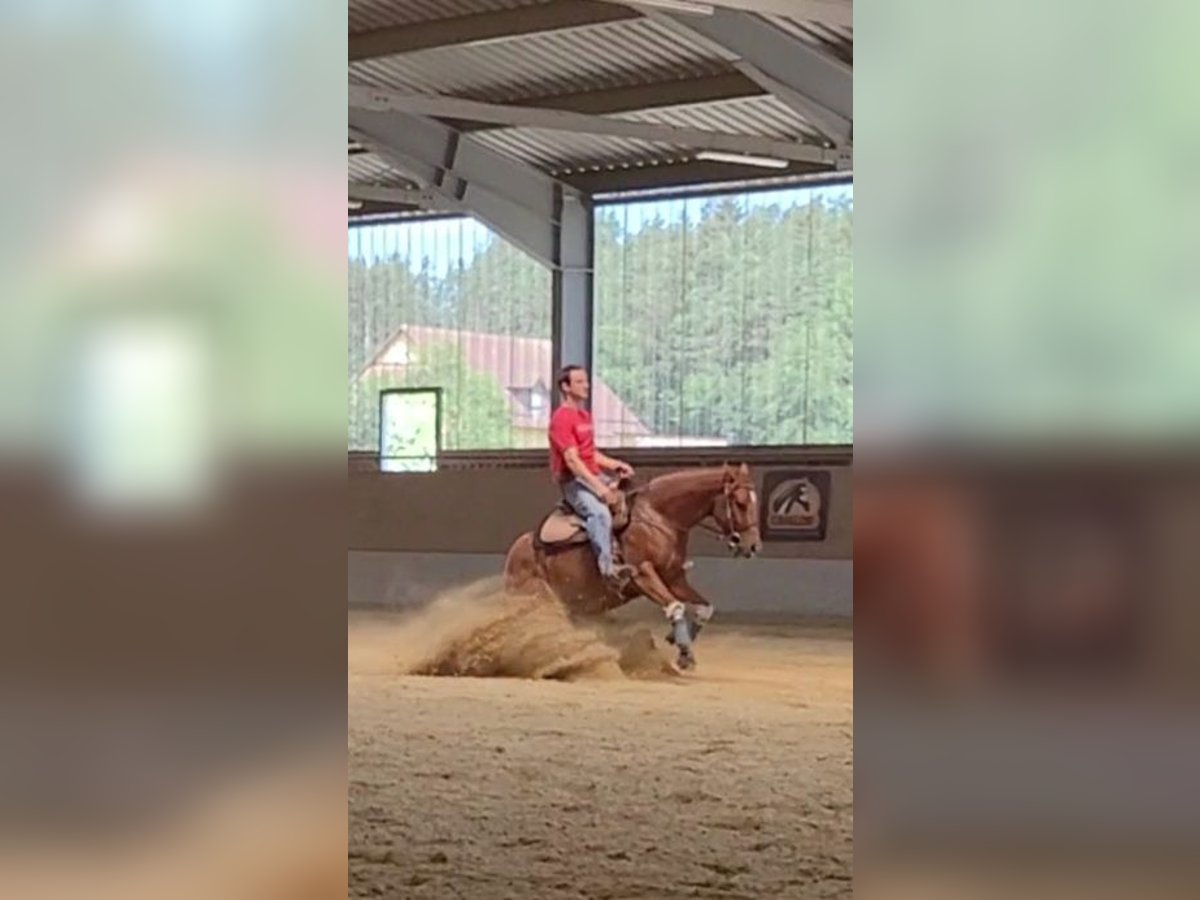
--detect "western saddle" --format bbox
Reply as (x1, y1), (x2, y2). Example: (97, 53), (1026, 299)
(533, 484), (633, 553)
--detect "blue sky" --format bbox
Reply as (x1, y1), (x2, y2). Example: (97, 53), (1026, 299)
(349, 181), (853, 276)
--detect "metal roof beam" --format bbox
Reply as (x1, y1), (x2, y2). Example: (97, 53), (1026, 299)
(351, 75), (764, 146)
(565, 159), (831, 193)
(463, 72), (765, 128)
(652, 7), (853, 148)
(601, 1), (851, 28)
(349, 0), (639, 62)
(347, 184), (453, 210)
(348, 200), (425, 219)
(348, 107), (582, 269)
(350, 85), (838, 166)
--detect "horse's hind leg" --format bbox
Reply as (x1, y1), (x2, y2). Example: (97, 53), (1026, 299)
(504, 532), (547, 595)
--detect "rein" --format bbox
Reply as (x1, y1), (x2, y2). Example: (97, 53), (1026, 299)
(628, 479), (737, 545)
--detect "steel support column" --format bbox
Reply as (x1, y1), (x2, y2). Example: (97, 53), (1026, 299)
(551, 191), (595, 409)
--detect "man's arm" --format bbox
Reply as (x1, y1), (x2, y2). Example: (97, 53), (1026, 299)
(563, 448), (615, 499)
(595, 451), (634, 478)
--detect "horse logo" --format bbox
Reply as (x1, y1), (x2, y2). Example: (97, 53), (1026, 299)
(761, 471), (831, 541)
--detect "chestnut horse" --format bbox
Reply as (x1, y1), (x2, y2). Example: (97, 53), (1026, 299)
(504, 463), (762, 670)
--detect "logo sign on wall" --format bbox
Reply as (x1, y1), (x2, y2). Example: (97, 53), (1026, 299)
(760, 470), (831, 542)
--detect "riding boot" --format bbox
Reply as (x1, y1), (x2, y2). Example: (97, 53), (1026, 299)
(604, 563), (636, 590)
(605, 538), (634, 588)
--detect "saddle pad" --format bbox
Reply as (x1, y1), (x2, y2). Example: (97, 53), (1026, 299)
(535, 494), (632, 550)
(538, 509), (589, 547)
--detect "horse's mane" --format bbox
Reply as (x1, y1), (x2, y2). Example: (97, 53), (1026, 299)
(643, 465), (740, 492)
(647, 466), (722, 486)
(628, 466), (736, 507)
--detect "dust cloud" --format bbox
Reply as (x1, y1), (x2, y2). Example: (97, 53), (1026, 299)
(348, 578), (673, 682)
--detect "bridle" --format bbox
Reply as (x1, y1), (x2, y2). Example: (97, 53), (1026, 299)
(698, 483), (745, 552)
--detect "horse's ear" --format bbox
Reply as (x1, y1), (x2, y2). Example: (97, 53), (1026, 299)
(738, 462), (750, 477)
(722, 462), (736, 484)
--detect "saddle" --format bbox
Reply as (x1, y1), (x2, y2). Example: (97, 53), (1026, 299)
(534, 485), (632, 553)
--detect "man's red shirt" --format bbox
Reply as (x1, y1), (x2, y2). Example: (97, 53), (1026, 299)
(549, 404), (600, 482)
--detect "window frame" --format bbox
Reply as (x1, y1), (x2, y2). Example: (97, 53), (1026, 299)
(378, 386), (442, 473)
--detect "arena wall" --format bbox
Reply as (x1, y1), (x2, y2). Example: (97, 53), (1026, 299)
(348, 448), (852, 619)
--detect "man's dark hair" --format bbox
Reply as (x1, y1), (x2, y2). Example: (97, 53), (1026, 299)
(558, 365), (585, 391)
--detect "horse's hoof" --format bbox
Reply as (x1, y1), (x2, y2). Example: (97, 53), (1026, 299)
(665, 630), (676, 646)
(676, 649), (695, 671)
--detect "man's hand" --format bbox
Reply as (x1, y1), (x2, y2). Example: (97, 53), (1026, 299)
(596, 452), (634, 480)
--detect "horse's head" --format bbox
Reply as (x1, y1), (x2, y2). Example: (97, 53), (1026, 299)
(715, 463), (763, 558)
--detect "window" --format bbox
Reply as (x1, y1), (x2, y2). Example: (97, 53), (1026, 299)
(69, 314), (214, 509)
(348, 218), (551, 452)
(379, 388), (440, 473)
(594, 181), (852, 447)
(510, 384), (548, 414)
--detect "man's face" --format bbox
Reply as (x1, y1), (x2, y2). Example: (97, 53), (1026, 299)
(566, 369), (590, 401)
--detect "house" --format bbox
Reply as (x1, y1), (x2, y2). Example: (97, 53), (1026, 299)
(358, 325), (654, 447)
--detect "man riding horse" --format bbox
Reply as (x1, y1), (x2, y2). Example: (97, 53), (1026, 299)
(504, 365), (763, 671)
(548, 365), (637, 589)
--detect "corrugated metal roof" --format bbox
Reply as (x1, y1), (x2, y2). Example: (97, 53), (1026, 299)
(624, 94), (828, 145)
(349, 0), (539, 34)
(348, 1), (852, 205)
(349, 154), (418, 187)
(769, 17), (853, 66)
(349, 17), (728, 102)
(472, 127), (693, 173)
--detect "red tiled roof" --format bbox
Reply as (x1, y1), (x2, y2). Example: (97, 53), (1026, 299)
(361, 325), (651, 441)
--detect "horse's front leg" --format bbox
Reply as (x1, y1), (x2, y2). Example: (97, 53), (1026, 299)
(665, 576), (715, 646)
(628, 562), (700, 670)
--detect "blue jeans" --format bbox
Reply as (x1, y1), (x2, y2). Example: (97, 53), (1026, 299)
(562, 475), (616, 576)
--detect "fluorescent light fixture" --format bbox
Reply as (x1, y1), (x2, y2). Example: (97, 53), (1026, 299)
(348, 199), (364, 210)
(696, 150), (789, 169)
(633, 0), (714, 14)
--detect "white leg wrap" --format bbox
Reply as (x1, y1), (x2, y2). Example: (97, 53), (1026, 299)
(664, 601), (686, 622)
(690, 603), (714, 624)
